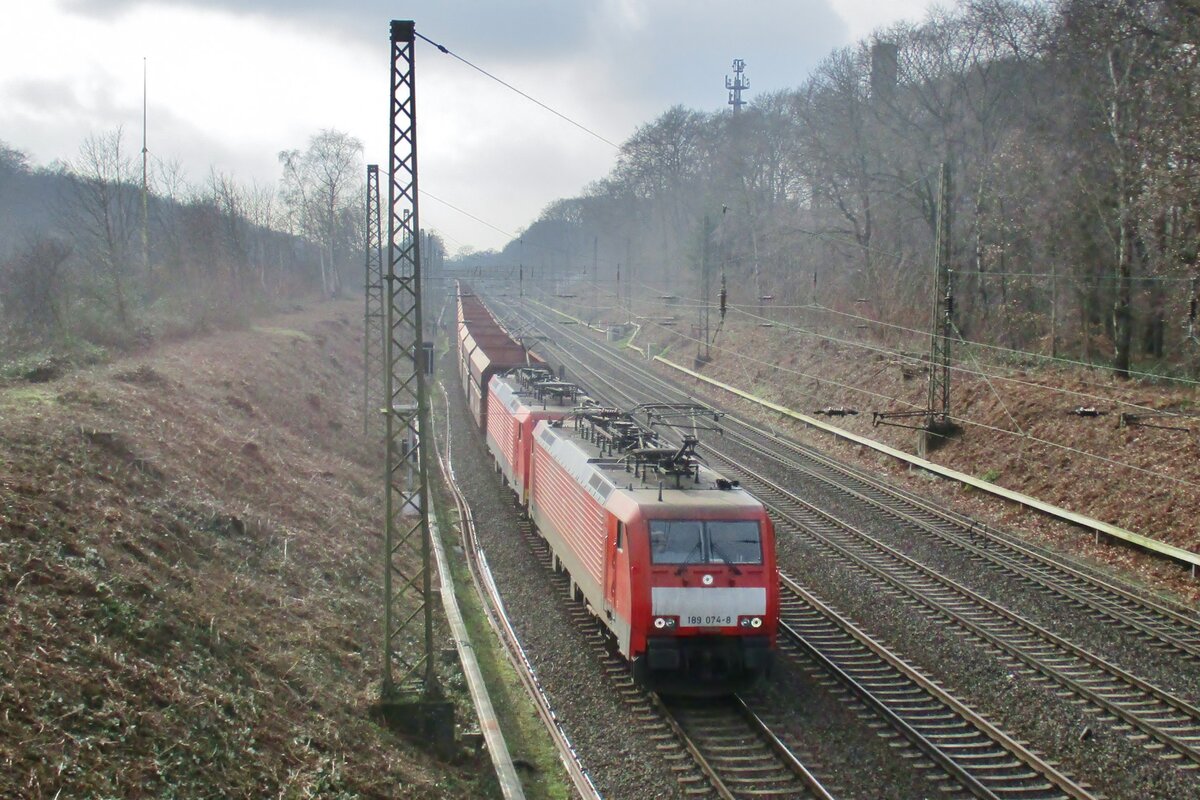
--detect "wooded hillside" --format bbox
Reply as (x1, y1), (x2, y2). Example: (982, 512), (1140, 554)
(480, 0), (1200, 381)
(0, 130), (369, 360)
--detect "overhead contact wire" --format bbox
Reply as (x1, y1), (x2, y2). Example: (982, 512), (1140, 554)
(541, 283), (1197, 489)
(416, 31), (621, 150)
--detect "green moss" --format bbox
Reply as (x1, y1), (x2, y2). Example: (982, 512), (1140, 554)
(0, 385), (56, 408)
(0, 342), (107, 380)
(965, 468), (1002, 491)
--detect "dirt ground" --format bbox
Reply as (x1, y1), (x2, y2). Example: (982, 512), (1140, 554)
(0, 300), (478, 799)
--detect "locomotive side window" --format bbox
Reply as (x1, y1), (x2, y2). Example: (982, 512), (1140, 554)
(707, 521), (762, 565)
(616, 521), (625, 552)
(649, 520), (703, 564)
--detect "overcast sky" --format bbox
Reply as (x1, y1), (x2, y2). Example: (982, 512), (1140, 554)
(1, 0), (931, 253)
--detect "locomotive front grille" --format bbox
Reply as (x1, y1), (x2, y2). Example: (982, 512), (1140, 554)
(640, 635), (772, 694)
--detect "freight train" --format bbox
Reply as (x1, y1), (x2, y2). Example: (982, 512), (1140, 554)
(455, 283), (778, 694)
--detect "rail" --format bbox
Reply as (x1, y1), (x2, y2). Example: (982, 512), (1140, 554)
(658, 355), (1200, 578)
(427, 516), (525, 799)
(435, 390), (603, 800)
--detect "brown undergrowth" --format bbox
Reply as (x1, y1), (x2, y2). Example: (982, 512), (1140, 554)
(629, 311), (1200, 606)
(0, 301), (474, 798)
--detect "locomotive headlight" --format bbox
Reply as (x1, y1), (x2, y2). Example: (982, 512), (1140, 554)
(751, 616), (762, 629)
(739, 616), (763, 628)
(654, 616), (678, 630)
(654, 617), (666, 629)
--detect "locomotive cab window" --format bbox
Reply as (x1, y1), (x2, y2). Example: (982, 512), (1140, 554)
(707, 520), (762, 565)
(649, 521), (703, 564)
(649, 520), (762, 566)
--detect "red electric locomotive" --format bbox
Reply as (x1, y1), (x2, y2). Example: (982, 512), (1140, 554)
(486, 367), (582, 506)
(525, 406), (778, 694)
(458, 285), (778, 693)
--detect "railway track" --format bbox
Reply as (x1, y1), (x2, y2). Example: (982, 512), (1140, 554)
(501, 297), (1200, 668)
(434, 389), (602, 800)
(439, 325), (844, 798)
(776, 574), (1090, 800)
(517, 514), (835, 799)
(716, 455), (1200, 769)
(715, 419), (1200, 663)
(511, 399), (1096, 798)
(658, 694), (832, 800)
(489, 293), (1200, 795)
(504, 298), (1200, 665)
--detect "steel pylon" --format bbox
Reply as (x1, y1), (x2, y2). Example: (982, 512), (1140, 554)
(381, 19), (435, 701)
(927, 161), (953, 427)
(364, 164), (385, 437)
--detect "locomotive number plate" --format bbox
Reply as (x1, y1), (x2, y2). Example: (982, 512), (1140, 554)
(685, 614), (734, 627)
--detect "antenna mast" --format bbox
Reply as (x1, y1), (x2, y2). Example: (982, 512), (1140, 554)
(141, 57), (149, 270)
(726, 59), (748, 113)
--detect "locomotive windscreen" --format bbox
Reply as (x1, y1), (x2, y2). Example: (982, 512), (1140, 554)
(707, 521), (763, 564)
(649, 521), (762, 565)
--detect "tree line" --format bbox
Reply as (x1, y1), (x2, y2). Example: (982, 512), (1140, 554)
(480, 0), (1200, 378)
(0, 129), (365, 357)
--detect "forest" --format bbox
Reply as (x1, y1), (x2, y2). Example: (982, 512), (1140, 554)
(0, 129), (370, 363)
(470, 0), (1200, 379)
(6, 0), (1199, 381)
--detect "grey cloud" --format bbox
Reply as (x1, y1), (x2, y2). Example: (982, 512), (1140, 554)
(1, 74), (127, 131)
(5, 78), (86, 111)
(0, 75), (255, 183)
(61, 0), (594, 60)
(62, 0), (847, 93)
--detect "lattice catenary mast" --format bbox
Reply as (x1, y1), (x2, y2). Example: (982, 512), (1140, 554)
(927, 161), (953, 430)
(381, 19), (438, 706)
(363, 164), (385, 437)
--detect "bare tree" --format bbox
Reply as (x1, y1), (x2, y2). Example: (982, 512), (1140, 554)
(61, 128), (139, 327)
(278, 129), (363, 297)
(244, 180), (279, 292)
(209, 169), (249, 301)
(151, 157), (193, 280)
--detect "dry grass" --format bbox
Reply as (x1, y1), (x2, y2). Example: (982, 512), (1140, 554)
(0, 301), (476, 798)
(640, 312), (1200, 606)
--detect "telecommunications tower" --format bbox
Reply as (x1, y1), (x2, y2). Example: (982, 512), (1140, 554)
(726, 59), (748, 112)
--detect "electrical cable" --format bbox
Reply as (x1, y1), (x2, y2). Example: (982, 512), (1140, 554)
(680, 290), (1200, 397)
(952, 269), (1194, 283)
(415, 31), (621, 150)
(420, 189), (517, 241)
(538, 290), (1200, 491)
(489, 269), (1200, 414)
(545, 281), (917, 407)
(799, 302), (1200, 389)
(599, 276), (1194, 425)
(726, 304), (1200, 413)
(938, 412), (1200, 490)
(949, 318), (1027, 437)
